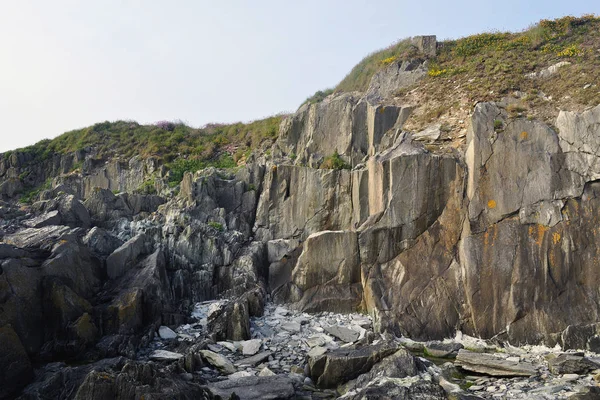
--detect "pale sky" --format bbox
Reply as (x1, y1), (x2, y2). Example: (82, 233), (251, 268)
(1, 1), (598, 152)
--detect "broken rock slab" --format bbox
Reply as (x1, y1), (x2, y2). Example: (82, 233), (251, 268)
(548, 353), (600, 375)
(234, 351), (273, 368)
(149, 350), (184, 361)
(455, 349), (537, 377)
(199, 350), (236, 374)
(241, 339), (262, 356)
(324, 325), (359, 343)
(206, 376), (295, 400)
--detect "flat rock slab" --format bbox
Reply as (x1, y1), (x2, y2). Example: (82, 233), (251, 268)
(149, 350), (184, 361)
(324, 325), (359, 343)
(241, 339), (262, 356)
(199, 350), (236, 374)
(548, 353), (600, 374)
(235, 351), (273, 367)
(281, 321), (301, 333)
(455, 349), (537, 377)
(309, 342), (398, 388)
(207, 376), (295, 400)
(424, 341), (463, 358)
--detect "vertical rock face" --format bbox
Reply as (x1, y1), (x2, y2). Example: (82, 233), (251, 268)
(262, 97), (600, 346)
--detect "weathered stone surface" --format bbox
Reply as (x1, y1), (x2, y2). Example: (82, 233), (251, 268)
(455, 350), (537, 377)
(324, 325), (360, 343)
(548, 353), (600, 375)
(207, 298), (251, 341)
(366, 59), (428, 100)
(158, 326), (178, 339)
(149, 349), (184, 361)
(0, 325), (33, 398)
(106, 233), (149, 279)
(424, 341), (463, 359)
(207, 375), (295, 400)
(308, 342), (398, 388)
(199, 350), (236, 374)
(254, 165), (354, 241)
(235, 351), (273, 367)
(82, 227), (123, 256)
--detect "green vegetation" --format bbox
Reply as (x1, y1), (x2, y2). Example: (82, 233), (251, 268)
(335, 38), (418, 93)
(493, 119), (504, 131)
(320, 151), (351, 170)
(402, 14), (600, 129)
(166, 153), (236, 186)
(19, 178), (52, 204)
(137, 176), (157, 195)
(207, 221), (224, 231)
(303, 88), (334, 106)
(3, 114), (285, 189)
(14, 116), (283, 163)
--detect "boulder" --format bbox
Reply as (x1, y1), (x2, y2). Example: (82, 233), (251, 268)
(423, 341), (463, 359)
(548, 353), (600, 375)
(207, 297), (251, 341)
(149, 350), (184, 361)
(0, 325), (33, 398)
(199, 350), (236, 374)
(308, 342), (398, 388)
(324, 325), (360, 343)
(106, 233), (149, 279)
(206, 376), (295, 400)
(455, 349), (537, 377)
(82, 227), (123, 256)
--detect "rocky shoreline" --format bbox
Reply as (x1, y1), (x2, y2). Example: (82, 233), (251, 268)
(128, 301), (600, 399)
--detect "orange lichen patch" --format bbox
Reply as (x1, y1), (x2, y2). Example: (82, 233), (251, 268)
(487, 199), (497, 209)
(529, 224), (550, 246)
(378, 107), (386, 114)
(520, 131), (528, 140)
(552, 232), (561, 245)
(483, 224), (498, 247)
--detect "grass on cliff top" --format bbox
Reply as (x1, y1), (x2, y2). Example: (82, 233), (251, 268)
(334, 38), (418, 93)
(327, 14), (600, 110)
(4, 115), (284, 176)
(401, 14), (600, 130)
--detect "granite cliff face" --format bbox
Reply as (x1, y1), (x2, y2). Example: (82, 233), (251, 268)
(2, 28), (600, 399)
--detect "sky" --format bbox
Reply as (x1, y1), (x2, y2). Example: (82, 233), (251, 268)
(0, 1), (598, 152)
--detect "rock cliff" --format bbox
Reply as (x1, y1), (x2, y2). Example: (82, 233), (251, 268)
(2, 17), (600, 399)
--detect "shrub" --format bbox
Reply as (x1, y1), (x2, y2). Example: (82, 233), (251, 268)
(303, 88), (334, 105)
(208, 221), (224, 231)
(493, 120), (504, 131)
(320, 151), (351, 170)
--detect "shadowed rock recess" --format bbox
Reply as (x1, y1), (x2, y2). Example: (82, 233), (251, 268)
(3, 25), (600, 399)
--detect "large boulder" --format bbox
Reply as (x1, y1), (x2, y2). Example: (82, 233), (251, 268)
(106, 233), (150, 280)
(0, 325), (33, 398)
(308, 342), (398, 388)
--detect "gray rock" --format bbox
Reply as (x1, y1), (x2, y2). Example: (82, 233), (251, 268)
(241, 339), (262, 356)
(548, 353), (600, 375)
(207, 376), (295, 400)
(424, 341), (463, 358)
(199, 350), (236, 374)
(106, 233), (149, 280)
(324, 325), (360, 343)
(149, 350), (184, 361)
(0, 325), (33, 398)
(455, 350), (537, 377)
(82, 227), (123, 256)
(158, 326), (178, 340)
(235, 351), (273, 368)
(308, 342), (398, 388)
